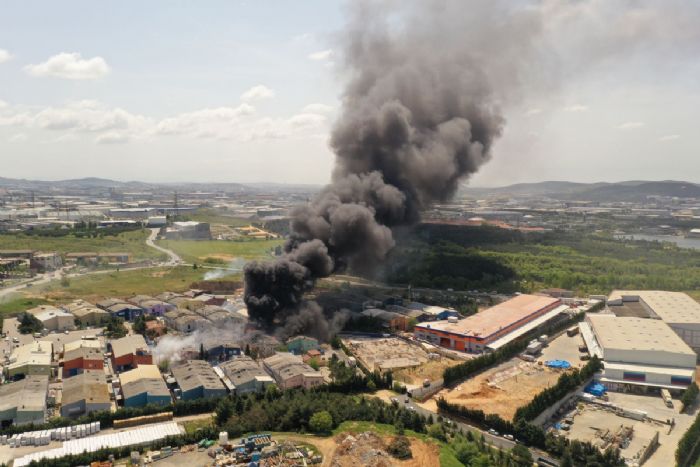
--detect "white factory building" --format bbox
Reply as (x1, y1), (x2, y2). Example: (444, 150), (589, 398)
(581, 314), (696, 392)
(607, 290), (700, 354)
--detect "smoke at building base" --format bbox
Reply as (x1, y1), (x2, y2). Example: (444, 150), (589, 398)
(244, 0), (545, 333)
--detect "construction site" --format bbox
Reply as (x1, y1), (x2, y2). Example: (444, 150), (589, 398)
(422, 357), (565, 419)
(548, 391), (698, 467)
(341, 336), (430, 375)
(330, 431), (439, 467)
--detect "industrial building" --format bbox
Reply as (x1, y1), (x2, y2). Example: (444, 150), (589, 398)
(27, 305), (75, 332)
(262, 353), (324, 390)
(170, 360), (227, 400)
(109, 334), (152, 372)
(361, 308), (409, 331)
(607, 290), (700, 354)
(60, 370), (111, 418)
(119, 364), (171, 408)
(286, 336), (319, 354)
(217, 356), (275, 394)
(128, 295), (174, 316)
(414, 294), (563, 353)
(62, 345), (104, 378)
(64, 300), (110, 326)
(6, 341), (53, 379)
(0, 376), (49, 427)
(582, 314), (696, 391)
(97, 298), (143, 321)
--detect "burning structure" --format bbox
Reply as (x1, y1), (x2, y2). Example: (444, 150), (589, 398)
(244, 0), (543, 334)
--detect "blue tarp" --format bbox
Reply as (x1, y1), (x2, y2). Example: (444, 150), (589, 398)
(585, 382), (606, 397)
(545, 360), (571, 369)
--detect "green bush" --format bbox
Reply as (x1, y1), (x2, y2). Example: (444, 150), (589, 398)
(387, 435), (412, 459)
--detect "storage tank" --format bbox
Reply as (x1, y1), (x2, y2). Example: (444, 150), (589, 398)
(219, 431), (229, 445)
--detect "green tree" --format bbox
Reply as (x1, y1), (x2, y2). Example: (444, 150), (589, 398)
(309, 410), (333, 433)
(387, 435), (412, 459)
(511, 444), (534, 467)
(215, 398), (234, 426)
(18, 312), (43, 335)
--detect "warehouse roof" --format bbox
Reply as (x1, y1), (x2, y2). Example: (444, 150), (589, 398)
(219, 357), (270, 387)
(0, 376), (48, 415)
(64, 345), (103, 362)
(588, 314), (695, 355)
(119, 364), (162, 387)
(62, 371), (110, 406)
(121, 378), (170, 400)
(416, 294), (560, 339)
(263, 353), (320, 381)
(608, 290), (700, 324)
(171, 360), (225, 393)
(9, 341), (53, 370)
(110, 334), (149, 359)
(70, 306), (109, 320)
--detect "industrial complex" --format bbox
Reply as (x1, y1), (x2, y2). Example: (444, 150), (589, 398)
(414, 294), (564, 353)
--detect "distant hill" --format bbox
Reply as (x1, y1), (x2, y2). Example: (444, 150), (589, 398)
(463, 180), (700, 201)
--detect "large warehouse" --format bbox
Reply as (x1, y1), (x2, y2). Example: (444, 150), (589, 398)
(607, 290), (700, 354)
(582, 314), (696, 391)
(414, 294), (563, 353)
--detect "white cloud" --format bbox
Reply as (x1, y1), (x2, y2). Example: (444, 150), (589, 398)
(0, 99), (7, 108)
(525, 108), (542, 116)
(617, 121), (644, 129)
(308, 49), (333, 61)
(659, 134), (680, 141)
(563, 104), (588, 112)
(96, 132), (129, 144)
(288, 113), (327, 129)
(302, 103), (334, 114)
(0, 49), (13, 64)
(155, 104), (256, 136)
(240, 85), (275, 102)
(8, 133), (27, 143)
(25, 52), (110, 80)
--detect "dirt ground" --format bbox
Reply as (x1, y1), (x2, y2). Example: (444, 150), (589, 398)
(394, 358), (461, 386)
(422, 359), (564, 420)
(276, 434), (338, 467)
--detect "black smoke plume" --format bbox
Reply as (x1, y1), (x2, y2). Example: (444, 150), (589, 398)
(245, 0), (541, 331)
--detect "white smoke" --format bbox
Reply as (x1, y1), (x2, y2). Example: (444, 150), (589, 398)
(204, 258), (246, 281)
(153, 319), (246, 364)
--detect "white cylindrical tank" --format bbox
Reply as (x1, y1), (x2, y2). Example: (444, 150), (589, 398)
(219, 431), (229, 445)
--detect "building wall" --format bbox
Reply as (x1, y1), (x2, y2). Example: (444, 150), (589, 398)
(63, 358), (104, 377)
(15, 409), (45, 426)
(124, 392), (171, 408)
(7, 364), (51, 379)
(112, 353), (153, 372)
(287, 338), (319, 354)
(603, 347), (697, 369)
(603, 367), (695, 388)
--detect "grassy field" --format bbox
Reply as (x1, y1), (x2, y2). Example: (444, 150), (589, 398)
(156, 238), (282, 264)
(23, 266), (230, 302)
(0, 230), (164, 261)
(178, 209), (253, 227)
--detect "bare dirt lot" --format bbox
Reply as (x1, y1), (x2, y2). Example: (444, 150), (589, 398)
(342, 337), (429, 374)
(331, 431), (439, 467)
(393, 357), (461, 386)
(422, 359), (565, 419)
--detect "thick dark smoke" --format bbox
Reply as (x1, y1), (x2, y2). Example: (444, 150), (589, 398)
(245, 0), (542, 331)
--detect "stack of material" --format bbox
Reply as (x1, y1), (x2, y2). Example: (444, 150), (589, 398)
(13, 422), (183, 466)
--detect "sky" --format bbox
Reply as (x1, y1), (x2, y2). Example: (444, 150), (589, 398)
(0, 0), (699, 187)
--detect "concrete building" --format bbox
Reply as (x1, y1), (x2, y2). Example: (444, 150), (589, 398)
(582, 314), (696, 391)
(62, 346), (104, 378)
(97, 298), (143, 321)
(262, 353), (324, 390)
(164, 221), (211, 240)
(170, 360), (227, 400)
(286, 336), (319, 354)
(218, 357), (274, 394)
(30, 252), (62, 272)
(406, 303), (460, 321)
(607, 290), (700, 354)
(0, 376), (49, 427)
(69, 305), (110, 327)
(6, 341), (53, 379)
(414, 294), (562, 353)
(31, 307), (75, 332)
(119, 364), (171, 408)
(60, 370), (111, 418)
(109, 334), (152, 372)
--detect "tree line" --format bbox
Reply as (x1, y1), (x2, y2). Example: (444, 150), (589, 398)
(514, 356), (602, 422)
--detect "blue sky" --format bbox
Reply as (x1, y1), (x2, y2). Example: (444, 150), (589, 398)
(1, 0), (699, 186)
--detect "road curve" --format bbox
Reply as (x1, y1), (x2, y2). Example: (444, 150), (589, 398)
(146, 228), (181, 265)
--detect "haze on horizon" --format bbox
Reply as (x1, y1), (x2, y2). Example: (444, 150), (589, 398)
(1, 0), (699, 187)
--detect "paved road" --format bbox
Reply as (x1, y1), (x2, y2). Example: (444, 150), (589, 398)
(400, 398), (559, 465)
(146, 228), (181, 265)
